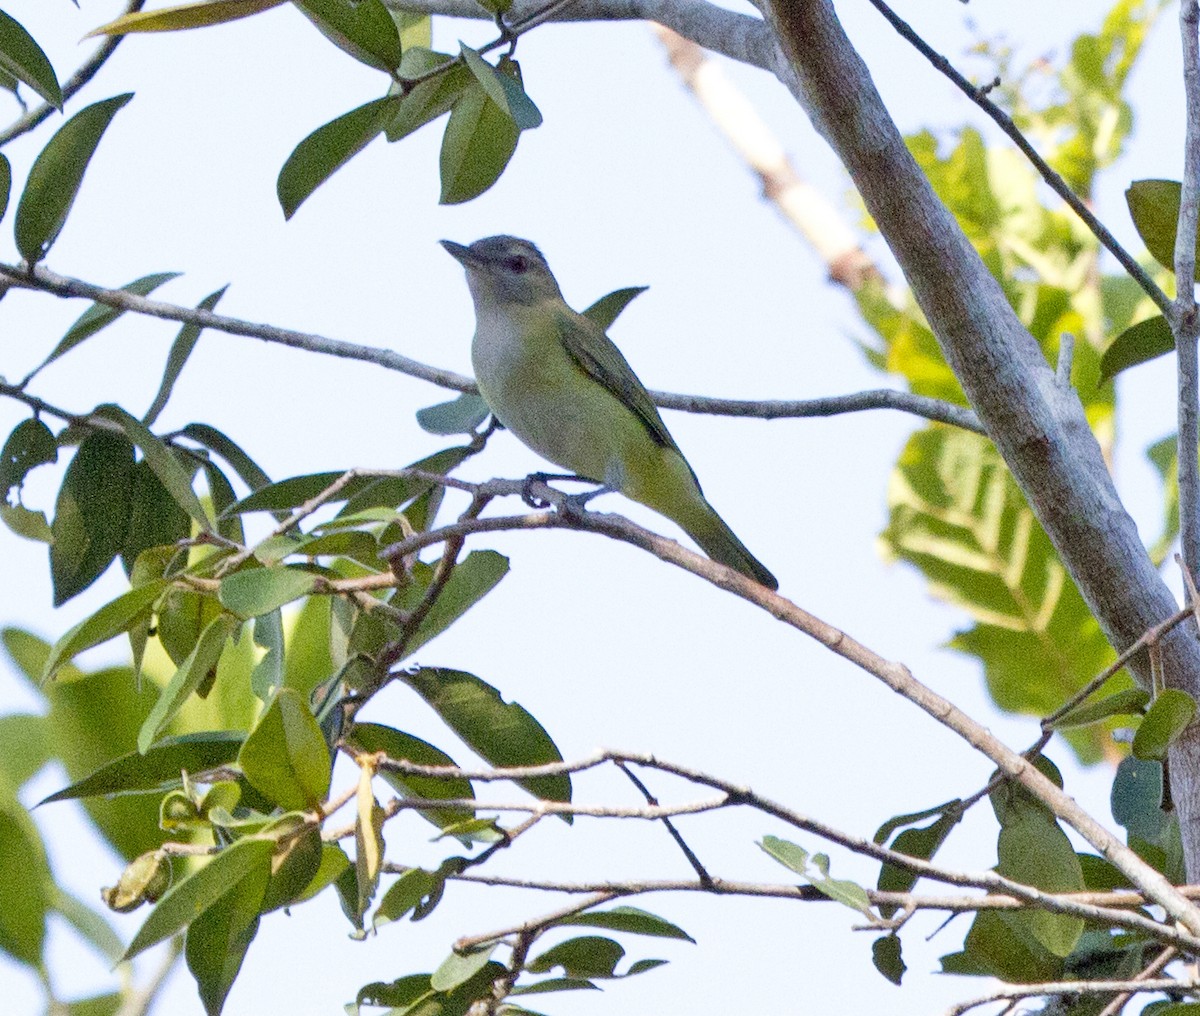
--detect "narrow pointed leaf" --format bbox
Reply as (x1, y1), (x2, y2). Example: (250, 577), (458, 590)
(15, 93), (132, 264)
(385, 48), (468, 142)
(144, 287), (228, 426)
(137, 613), (238, 752)
(431, 944), (496, 991)
(1050, 688), (1150, 729)
(123, 836), (274, 960)
(40, 732), (244, 803)
(185, 861), (266, 1016)
(0, 12), (61, 108)
(278, 96), (400, 219)
(395, 549), (508, 659)
(0, 153), (10, 223)
(41, 579), (170, 682)
(94, 404), (211, 530)
(89, 0), (285, 36)
(582, 286), (648, 331)
(558, 906), (694, 942)
(34, 274), (181, 378)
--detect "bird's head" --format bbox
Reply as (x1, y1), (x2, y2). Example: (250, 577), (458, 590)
(441, 235), (564, 308)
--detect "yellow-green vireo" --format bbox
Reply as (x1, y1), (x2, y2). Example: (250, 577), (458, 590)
(442, 235), (778, 590)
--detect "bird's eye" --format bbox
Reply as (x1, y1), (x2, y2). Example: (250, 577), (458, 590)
(506, 255), (529, 274)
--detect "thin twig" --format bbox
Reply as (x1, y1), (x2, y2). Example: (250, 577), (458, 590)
(1177, 0), (1200, 584)
(945, 977), (1195, 1016)
(617, 760), (714, 888)
(0, 0), (147, 148)
(0, 263), (983, 432)
(864, 0), (1172, 318)
(1096, 946), (1179, 1016)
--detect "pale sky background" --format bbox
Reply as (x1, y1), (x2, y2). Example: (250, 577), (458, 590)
(0, 1), (1189, 1014)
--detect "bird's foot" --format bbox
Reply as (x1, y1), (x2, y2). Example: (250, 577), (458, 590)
(521, 472), (580, 508)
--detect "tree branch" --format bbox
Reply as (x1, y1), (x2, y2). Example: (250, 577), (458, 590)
(0, 0), (147, 148)
(863, 0), (1170, 317)
(0, 262), (981, 431)
(946, 977), (1195, 1016)
(1176, 0), (1200, 584)
(386, 0), (780, 72)
(758, 0), (1200, 877)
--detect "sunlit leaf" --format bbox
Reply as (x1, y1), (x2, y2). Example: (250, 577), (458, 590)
(89, 0), (285, 36)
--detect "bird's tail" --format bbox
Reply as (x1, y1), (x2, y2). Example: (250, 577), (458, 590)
(680, 499), (779, 590)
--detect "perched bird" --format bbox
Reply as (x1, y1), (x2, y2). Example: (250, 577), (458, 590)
(441, 235), (778, 590)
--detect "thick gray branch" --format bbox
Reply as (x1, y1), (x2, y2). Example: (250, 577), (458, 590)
(759, 0), (1200, 874)
(386, 0), (780, 71)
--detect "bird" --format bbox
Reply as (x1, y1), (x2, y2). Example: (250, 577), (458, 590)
(441, 235), (778, 590)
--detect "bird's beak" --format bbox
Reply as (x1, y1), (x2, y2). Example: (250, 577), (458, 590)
(440, 240), (481, 267)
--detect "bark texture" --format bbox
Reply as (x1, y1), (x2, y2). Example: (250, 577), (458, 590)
(761, 0), (1200, 875)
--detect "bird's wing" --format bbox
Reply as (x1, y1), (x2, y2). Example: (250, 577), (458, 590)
(555, 309), (676, 448)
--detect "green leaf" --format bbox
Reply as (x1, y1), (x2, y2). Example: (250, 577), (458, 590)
(0, 794), (51, 968)
(144, 287), (228, 426)
(0, 417), (57, 495)
(229, 470), (348, 514)
(185, 857), (266, 1016)
(404, 667), (569, 805)
(1099, 313), (1173, 383)
(50, 430), (135, 605)
(996, 812), (1085, 957)
(344, 722), (475, 830)
(219, 566), (318, 618)
(0, 503), (51, 542)
(33, 274), (181, 379)
(386, 48), (469, 142)
(294, 0), (401, 72)
(122, 459), (193, 575)
(0, 153), (8, 222)
(4, 628), (166, 860)
(1049, 687), (1150, 729)
(395, 550), (508, 659)
(759, 834), (809, 874)
(238, 687), (331, 810)
(94, 404), (211, 530)
(278, 96), (400, 219)
(875, 810), (960, 916)
(1127, 179), (1199, 278)
(416, 392), (491, 436)
(581, 287), (649, 331)
(510, 978), (599, 996)
(41, 579), (170, 682)
(51, 886), (124, 965)
(1112, 755), (1167, 840)
(439, 78), (518, 205)
(89, 0), (285, 35)
(431, 944), (496, 991)
(0, 11), (61, 108)
(0, 713), (50, 788)
(15, 93), (133, 264)
(138, 613), (239, 753)
(872, 934), (905, 985)
(123, 836), (274, 961)
(373, 867), (438, 928)
(557, 906), (694, 942)
(40, 732), (244, 803)
(459, 45), (541, 129)
(259, 816), (323, 912)
(527, 936), (625, 978)
(180, 423), (271, 493)
(1133, 689), (1197, 761)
